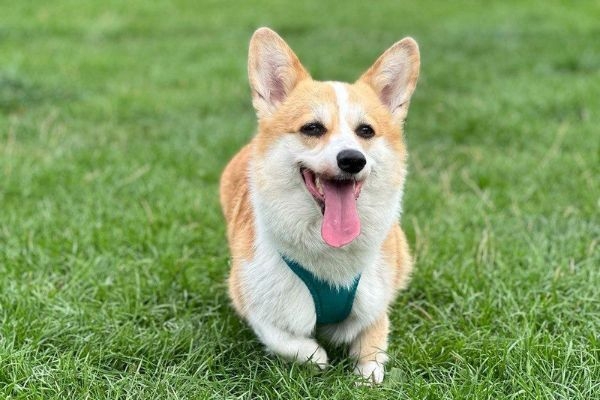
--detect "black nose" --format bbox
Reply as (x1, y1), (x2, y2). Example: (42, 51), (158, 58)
(337, 149), (366, 174)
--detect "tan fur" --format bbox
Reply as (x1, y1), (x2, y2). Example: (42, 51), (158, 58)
(219, 143), (255, 317)
(348, 226), (413, 369)
(349, 81), (407, 154)
(255, 80), (338, 155)
(248, 27), (310, 120)
(382, 224), (414, 292)
(350, 313), (390, 363)
(359, 38), (420, 124)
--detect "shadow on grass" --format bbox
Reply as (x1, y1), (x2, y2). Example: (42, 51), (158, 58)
(0, 71), (77, 114)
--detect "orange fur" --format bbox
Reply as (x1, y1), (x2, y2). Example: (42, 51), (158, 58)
(255, 80), (338, 155)
(382, 225), (413, 292)
(350, 313), (390, 362)
(219, 143), (255, 316)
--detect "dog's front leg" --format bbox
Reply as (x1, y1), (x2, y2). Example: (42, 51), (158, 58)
(248, 315), (328, 368)
(349, 313), (390, 384)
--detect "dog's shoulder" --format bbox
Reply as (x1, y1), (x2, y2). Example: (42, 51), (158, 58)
(220, 143), (255, 260)
(220, 144), (252, 221)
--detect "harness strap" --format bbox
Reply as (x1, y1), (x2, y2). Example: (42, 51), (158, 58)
(281, 255), (361, 325)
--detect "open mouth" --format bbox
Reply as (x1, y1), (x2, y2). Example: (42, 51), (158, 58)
(301, 168), (364, 248)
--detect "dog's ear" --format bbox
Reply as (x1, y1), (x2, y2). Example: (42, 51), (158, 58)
(359, 38), (420, 124)
(248, 27), (311, 118)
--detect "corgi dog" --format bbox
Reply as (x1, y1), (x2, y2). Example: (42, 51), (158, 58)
(220, 27), (419, 383)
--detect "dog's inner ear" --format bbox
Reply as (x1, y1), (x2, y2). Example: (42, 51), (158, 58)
(358, 38), (420, 124)
(248, 28), (310, 118)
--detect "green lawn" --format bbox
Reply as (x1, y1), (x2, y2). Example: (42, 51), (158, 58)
(1, 1), (599, 398)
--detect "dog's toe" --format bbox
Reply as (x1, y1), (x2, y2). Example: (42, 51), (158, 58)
(308, 346), (329, 369)
(354, 360), (385, 384)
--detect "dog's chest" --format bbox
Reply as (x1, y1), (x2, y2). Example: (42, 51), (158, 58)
(241, 249), (391, 339)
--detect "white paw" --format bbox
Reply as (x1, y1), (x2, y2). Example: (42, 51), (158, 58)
(354, 360), (385, 384)
(302, 345), (329, 369)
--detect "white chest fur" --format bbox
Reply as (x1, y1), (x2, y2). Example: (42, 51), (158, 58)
(240, 233), (394, 345)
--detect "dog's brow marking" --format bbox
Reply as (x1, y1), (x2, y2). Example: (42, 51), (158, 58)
(331, 82), (349, 118)
(331, 82), (349, 129)
(329, 82), (354, 141)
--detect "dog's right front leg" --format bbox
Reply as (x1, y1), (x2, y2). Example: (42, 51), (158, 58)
(248, 316), (328, 369)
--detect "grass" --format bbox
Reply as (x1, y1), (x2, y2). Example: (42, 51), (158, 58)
(1, 0), (598, 398)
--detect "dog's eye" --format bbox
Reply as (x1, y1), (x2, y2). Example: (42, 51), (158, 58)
(356, 124), (375, 139)
(300, 122), (327, 137)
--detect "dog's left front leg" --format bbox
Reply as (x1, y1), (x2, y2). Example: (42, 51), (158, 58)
(349, 313), (390, 384)
(248, 316), (329, 368)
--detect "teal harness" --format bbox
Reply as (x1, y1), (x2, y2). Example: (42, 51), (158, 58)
(281, 255), (361, 325)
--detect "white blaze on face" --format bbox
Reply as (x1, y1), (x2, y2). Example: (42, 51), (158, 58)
(299, 82), (371, 179)
(327, 82), (366, 172)
(301, 82), (368, 248)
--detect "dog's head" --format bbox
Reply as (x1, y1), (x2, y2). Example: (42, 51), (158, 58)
(248, 28), (419, 249)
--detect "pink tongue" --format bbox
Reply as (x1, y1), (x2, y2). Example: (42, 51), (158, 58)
(321, 180), (361, 247)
